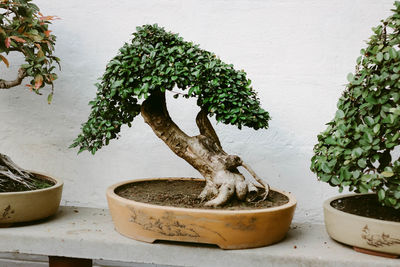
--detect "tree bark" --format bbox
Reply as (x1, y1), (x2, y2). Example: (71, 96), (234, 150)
(0, 68), (26, 89)
(0, 153), (36, 192)
(140, 91), (269, 206)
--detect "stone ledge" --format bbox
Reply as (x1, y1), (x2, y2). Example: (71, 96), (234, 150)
(0, 206), (398, 267)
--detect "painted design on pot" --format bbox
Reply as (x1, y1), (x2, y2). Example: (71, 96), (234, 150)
(362, 225), (400, 247)
(225, 217), (257, 231)
(128, 207), (226, 240)
(1, 205), (14, 221)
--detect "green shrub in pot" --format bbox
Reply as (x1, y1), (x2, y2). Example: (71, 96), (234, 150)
(311, 2), (400, 209)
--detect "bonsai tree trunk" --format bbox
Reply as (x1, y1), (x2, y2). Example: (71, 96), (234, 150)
(0, 153), (36, 192)
(0, 68), (26, 89)
(0, 69), (37, 192)
(141, 91), (269, 206)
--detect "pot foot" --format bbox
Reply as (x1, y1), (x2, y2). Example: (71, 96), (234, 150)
(49, 256), (92, 267)
(0, 223), (13, 228)
(353, 247), (398, 258)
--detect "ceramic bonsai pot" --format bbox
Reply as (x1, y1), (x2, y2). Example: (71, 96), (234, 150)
(107, 177), (297, 249)
(0, 172), (63, 225)
(324, 194), (400, 256)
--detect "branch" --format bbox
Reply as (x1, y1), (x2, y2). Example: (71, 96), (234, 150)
(196, 108), (221, 148)
(0, 68), (27, 89)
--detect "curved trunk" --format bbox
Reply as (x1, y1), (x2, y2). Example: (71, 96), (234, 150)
(141, 91), (269, 206)
(0, 153), (36, 192)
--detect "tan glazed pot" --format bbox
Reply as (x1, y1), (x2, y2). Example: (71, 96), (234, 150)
(107, 177), (297, 249)
(324, 194), (400, 256)
(0, 172), (63, 225)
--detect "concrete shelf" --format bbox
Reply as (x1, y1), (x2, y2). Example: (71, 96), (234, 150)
(0, 206), (398, 267)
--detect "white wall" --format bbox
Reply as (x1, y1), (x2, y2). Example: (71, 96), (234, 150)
(0, 0), (395, 223)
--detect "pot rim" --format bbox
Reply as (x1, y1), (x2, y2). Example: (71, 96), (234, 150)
(0, 171), (63, 196)
(107, 177), (297, 214)
(323, 193), (400, 226)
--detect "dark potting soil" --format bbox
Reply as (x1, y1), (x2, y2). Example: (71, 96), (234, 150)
(0, 174), (54, 193)
(331, 194), (400, 223)
(115, 179), (289, 210)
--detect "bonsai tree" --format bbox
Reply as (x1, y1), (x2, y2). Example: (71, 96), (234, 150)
(311, 2), (400, 209)
(0, 0), (59, 192)
(71, 24), (271, 207)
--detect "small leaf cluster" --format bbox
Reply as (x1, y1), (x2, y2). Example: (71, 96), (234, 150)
(311, 2), (400, 209)
(0, 0), (60, 100)
(71, 24), (270, 154)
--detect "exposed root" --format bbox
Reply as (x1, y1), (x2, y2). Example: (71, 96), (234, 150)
(0, 153), (36, 192)
(241, 162), (270, 196)
(205, 183), (235, 207)
(246, 181), (261, 202)
(199, 180), (218, 201)
(202, 159), (270, 207)
(247, 181), (258, 193)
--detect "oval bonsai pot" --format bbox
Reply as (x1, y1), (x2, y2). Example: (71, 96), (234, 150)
(106, 177), (297, 249)
(324, 194), (400, 256)
(0, 172), (63, 225)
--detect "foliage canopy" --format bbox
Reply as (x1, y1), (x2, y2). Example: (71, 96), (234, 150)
(311, 2), (400, 209)
(0, 0), (59, 100)
(72, 24), (270, 154)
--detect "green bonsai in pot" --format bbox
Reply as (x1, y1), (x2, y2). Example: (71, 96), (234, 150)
(311, 1), (400, 256)
(72, 24), (272, 207)
(72, 24), (296, 249)
(0, 0), (60, 192)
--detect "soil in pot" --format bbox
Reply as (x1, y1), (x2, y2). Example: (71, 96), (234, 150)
(0, 174), (55, 193)
(331, 194), (400, 222)
(115, 179), (289, 210)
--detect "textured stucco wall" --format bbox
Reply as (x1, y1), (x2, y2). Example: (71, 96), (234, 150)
(0, 0), (395, 223)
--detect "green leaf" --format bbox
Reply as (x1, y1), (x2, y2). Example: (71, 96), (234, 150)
(331, 176), (341, 185)
(373, 124), (380, 134)
(384, 52), (390, 61)
(336, 110), (345, 119)
(364, 116), (375, 126)
(353, 170), (361, 179)
(321, 163), (332, 173)
(357, 158), (367, 168)
(112, 80), (124, 88)
(382, 171), (394, 177)
(320, 174), (331, 182)
(359, 182), (369, 193)
(352, 147), (363, 158)
(378, 189), (385, 201)
(387, 198), (397, 206)
(47, 93), (53, 104)
(325, 137), (336, 145)
(188, 87), (195, 96)
(376, 52), (384, 62)
(347, 73), (354, 82)
(389, 48), (397, 59)
(340, 168), (352, 180)
(365, 95), (378, 104)
(364, 132), (373, 143)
